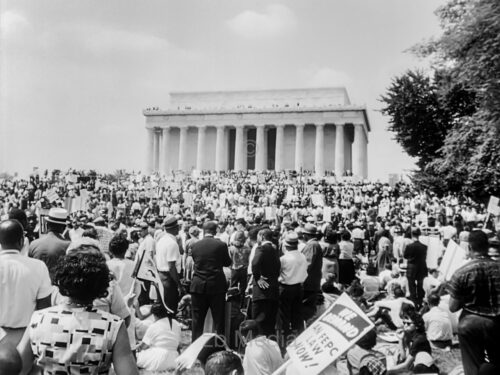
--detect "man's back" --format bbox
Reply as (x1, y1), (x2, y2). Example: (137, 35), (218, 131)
(301, 240), (323, 292)
(404, 240), (427, 265)
(191, 237), (231, 294)
(29, 232), (69, 276)
(252, 242), (280, 301)
(0, 251), (52, 328)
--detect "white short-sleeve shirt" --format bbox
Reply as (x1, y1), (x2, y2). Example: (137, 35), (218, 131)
(0, 250), (52, 328)
(156, 234), (181, 273)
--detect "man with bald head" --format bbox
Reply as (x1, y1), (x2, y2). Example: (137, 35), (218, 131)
(0, 220), (52, 346)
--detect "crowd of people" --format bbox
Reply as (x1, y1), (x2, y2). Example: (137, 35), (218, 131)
(1, 168), (500, 375)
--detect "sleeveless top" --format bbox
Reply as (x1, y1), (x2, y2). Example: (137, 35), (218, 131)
(29, 304), (122, 375)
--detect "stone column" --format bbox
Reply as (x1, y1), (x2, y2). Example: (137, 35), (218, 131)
(178, 127), (188, 171)
(160, 127), (170, 175)
(153, 129), (160, 172)
(335, 124), (345, 177)
(234, 126), (245, 171)
(352, 124), (366, 179)
(295, 124), (305, 171)
(215, 125), (225, 171)
(315, 123), (325, 177)
(146, 128), (155, 174)
(196, 125), (207, 171)
(255, 125), (267, 171)
(274, 124), (285, 171)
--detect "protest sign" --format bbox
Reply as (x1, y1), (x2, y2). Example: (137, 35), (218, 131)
(132, 248), (172, 314)
(420, 235), (443, 269)
(311, 194), (325, 207)
(274, 293), (374, 375)
(487, 196), (500, 216)
(439, 239), (468, 281)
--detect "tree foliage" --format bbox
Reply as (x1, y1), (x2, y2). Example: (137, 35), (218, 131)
(382, 0), (500, 200)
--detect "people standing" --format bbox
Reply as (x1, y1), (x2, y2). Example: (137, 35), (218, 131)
(448, 230), (500, 375)
(0, 220), (52, 346)
(278, 232), (308, 345)
(29, 207), (70, 279)
(190, 221), (232, 341)
(155, 216), (182, 314)
(300, 223), (323, 323)
(251, 228), (280, 338)
(404, 227), (428, 307)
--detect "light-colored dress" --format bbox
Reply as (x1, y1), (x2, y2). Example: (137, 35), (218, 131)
(29, 304), (122, 375)
(136, 317), (181, 372)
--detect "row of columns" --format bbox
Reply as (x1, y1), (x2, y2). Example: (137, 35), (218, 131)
(146, 123), (367, 177)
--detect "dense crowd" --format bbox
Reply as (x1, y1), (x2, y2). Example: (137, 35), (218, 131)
(1, 169), (499, 375)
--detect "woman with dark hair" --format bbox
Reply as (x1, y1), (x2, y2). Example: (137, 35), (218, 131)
(17, 249), (138, 375)
(390, 304), (439, 374)
(136, 301), (181, 372)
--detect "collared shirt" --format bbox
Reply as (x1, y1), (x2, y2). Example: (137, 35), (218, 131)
(448, 257), (500, 317)
(156, 233), (181, 273)
(279, 250), (308, 285)
(423, 306), (453, 342)
(0, 250), (52, 328)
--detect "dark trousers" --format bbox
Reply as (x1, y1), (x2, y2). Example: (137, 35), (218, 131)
(279, 283), (304, 345)
(252, 299), (279, 338)
(158, 271), (179, 315)
(191, 292), (226, 342)
(407, 273), (425, 306)
(230, 267), (248, 305)
(301, 290), (318, 324)
(458, 311), (500, 375)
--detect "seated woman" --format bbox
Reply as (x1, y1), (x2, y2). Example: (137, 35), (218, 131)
(17, 248), (137, 375)
(136, 301), (181, 372)
(360, 263), (380, 301)
(389, 304), (439, 374)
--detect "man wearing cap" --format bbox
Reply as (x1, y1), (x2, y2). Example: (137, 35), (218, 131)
(279, 232), (308, 345)
(300, 223), (323, 323)
(29, 207), (70, 279)
(0, 220), (52, 346)
(156, 215), (182, 314)
(190, 221), (232, 341)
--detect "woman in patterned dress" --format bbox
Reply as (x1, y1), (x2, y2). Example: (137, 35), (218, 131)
(17, 246), (138, 375)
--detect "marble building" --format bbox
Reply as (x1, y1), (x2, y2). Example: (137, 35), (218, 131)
(143, 87), (370, 178)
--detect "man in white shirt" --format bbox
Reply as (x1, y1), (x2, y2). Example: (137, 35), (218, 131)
(423, 293), (453, 348)
(279, 232), (308, 344)
(156, 216), (182, 314)
(0, 220), (52, 346)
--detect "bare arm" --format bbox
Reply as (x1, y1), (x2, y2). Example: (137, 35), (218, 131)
(112, 322), (139, 375)
(35, 295), (51, 310)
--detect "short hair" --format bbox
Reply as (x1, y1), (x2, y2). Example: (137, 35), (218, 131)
(205, 350), (243, 375)
(8, 208), (27, 229)
(469, 230), (489, 254)
(341, 230), (351, 241)
(82, 227), (98, 240)
(0, 220), (24, 248)
(109, 235), (129, 257)
(203, 221), (218, 235)
(54, 250), (110, 304)
(393, 286), (405, 298)
(151, 301), (172, 319)
(411, 227), (421, 237)
(258, 228), (274, 242)
(427, 293), (440, 307)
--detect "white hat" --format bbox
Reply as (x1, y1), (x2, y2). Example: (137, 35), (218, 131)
(45, 208), (69, 225)
(414, 352), (434, 367)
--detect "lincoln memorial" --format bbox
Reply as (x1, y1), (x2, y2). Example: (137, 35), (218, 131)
(143, 87), (370, 178)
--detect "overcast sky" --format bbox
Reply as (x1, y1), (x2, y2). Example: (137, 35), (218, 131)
(0, 0), (446, 179)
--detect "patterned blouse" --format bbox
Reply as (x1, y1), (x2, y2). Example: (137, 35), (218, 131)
(29, 304), (122, 374)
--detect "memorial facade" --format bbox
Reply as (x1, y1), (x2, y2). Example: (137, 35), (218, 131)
(143, 87), (370, 178)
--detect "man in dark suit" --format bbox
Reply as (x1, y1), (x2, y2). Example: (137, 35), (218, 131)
(29, 208), (70, 280)
(301, 224), (323, 323)
(190, 221), (232, 341)
(404, 227), (428, 307)
(251, 228), (280, 338)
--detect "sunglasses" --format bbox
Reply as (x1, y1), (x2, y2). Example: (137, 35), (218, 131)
(402, 320), (414, 326)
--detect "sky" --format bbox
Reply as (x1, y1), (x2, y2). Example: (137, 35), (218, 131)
(0, 0), (446, 180)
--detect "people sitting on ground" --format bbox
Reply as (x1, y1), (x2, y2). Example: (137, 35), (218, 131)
(390, 303), (439, 374)
(136, 300), (181, 372)
(346, 328), (387, 375)
(204, 350), (243, 375)
(367, 287), (413, 330)
(17, 249), (138, 375)
(360, 263), (381, 301)
(422, 293), (453, 349)
(240, 319), (283, 375)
